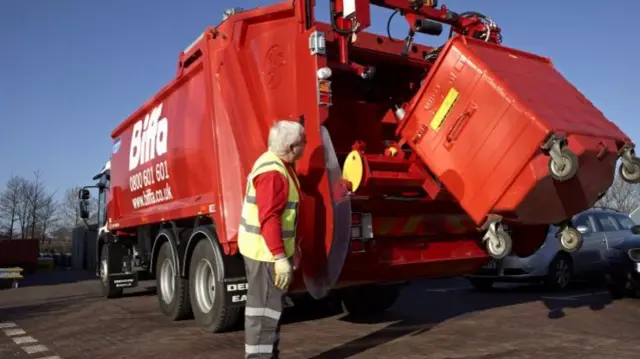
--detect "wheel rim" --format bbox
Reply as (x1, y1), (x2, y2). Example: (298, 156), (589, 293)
(194, 259), (216, 313)
(622, 163), (640, 181)
(551, 155), (572, 177)
(555, 259), (570, 288)
(561, 230), (579, 250)
(488, 236), (505, 256)
(100, 259), (108, 284)
(159, 258), (175, 304)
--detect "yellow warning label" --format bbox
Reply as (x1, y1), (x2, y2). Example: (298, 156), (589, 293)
(429, 87), (459, 131)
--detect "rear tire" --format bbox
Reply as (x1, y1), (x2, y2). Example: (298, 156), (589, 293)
(341, 284), (401, 317)
(99, 243), (123, 299)
(156, 240), (192, 321)
(189, 239), (242, 333)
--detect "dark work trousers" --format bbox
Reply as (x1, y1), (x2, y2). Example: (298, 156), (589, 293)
(243, 256), (289, 359)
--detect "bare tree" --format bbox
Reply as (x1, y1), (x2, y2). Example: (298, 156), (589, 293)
(0, 175), (27, 239)
(59, 186), (82, 229)
(27, 170), (48, 239)
(0, 171), (60, 240)
(595, 174), (640, 213)
(38, 195), (59, 243)
(14, 178), (33, 239)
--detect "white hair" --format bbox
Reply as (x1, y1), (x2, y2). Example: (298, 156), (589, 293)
(268, 120), (305, 156)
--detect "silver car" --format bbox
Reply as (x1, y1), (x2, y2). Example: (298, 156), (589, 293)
(466, 207), (639, 291)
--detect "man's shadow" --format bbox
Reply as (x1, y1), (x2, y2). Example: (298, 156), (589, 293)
(292, 280), (615, 359)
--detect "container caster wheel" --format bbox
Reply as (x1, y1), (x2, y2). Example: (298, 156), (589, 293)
(483, 223), (512, 260)
(557, 225), (583, 253)
(548, 146), (579, 182)
(619, 156), (640, 184)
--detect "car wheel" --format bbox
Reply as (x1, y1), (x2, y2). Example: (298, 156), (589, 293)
(544, 254), (572, 291)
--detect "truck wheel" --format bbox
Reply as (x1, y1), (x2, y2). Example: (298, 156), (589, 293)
(189, 239), (241, 333)
(341, 284), (401, 317)
(99, 243), (123, 299)
(156, 240), (192, 321)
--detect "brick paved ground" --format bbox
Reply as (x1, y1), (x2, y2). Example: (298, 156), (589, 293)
(1, 271), (640, 359)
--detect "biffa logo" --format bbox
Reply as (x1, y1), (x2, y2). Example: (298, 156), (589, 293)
(129, 103), (169, 171)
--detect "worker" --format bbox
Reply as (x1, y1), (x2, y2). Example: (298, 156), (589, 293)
(238, 120), (306, 359)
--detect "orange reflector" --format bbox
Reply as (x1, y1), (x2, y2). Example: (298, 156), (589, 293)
(318, 79), (331, 93)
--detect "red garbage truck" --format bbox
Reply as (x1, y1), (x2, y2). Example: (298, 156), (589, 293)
(79, 0), (639, 333)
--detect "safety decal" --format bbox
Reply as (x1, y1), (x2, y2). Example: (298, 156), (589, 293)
(429, 87), (459, 131)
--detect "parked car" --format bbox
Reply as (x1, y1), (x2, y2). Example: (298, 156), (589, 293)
(466, 207), (640, 291)
(603, 230), (640, 299)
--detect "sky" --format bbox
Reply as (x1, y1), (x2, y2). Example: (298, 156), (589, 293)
(1, 0), (639, 198)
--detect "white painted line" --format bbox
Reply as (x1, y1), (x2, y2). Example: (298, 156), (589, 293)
(0, 323), (62, 358)
(3, 328), (26, 336)
(12, 335), (37, 345)
(22, 344), (49, 354)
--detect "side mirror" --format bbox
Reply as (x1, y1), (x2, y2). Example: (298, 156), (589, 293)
(79, 200), (89, 220)
(576, 225), (589, 234)
(78, 188), (91, 200)
(631, 225), (640, 235)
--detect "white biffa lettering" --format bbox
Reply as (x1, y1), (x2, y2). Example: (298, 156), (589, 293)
(129, 103), (169, 171)
(127, 102), (174, 210)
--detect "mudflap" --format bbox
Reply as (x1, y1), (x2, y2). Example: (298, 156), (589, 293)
(223, 276), (249, 308)
(108, 272), (138, 290)
(221, 253), (249, 308)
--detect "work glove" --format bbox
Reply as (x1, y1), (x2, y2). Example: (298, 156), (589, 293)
(274, 257), (293, 290)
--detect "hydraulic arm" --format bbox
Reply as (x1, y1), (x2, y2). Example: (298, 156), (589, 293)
(297, 0), (502, 77)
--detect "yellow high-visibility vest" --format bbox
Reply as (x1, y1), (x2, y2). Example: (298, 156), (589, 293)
(238, 151), (301, 262)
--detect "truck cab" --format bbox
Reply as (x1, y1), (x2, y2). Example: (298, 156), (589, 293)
(79, 160), (140, 298)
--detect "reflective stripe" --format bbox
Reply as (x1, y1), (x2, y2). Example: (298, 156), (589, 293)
(240, 218), (295, 238)
(253, 160), (285, 174)
(244, 306), (282, 320)
(245, 195), (297, 209)
(245, 344), (274, 354)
